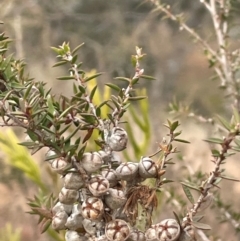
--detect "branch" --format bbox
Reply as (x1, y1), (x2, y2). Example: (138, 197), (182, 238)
(182, 126), (240, 228)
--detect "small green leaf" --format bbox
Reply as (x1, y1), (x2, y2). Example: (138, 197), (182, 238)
(26, 130), (38, 142)
(173, 211), (181, 226)
(140, 75), (156, 80)
(131, 77), (139, 85)
(51, 46), (61, 54)
(216, 115), (231, 131)
(97, 100), (109, 109)
(220, 175), (240, 182)
(231, 146), (240, 152)
(181, 184), (195, 204)
(72, 43), (84, 55)
(161, 179), (174, 184)
(18, 141), (37, 148)
(204, 138), (223, 144)
(173, 131), (182, 137)
(191, 221), (211, 230)
(71, 55), (78, 64)
(57, 76), (75, 81)
(114, 77), (131, 83)
(181, 182), (201, 192)
(131, 55), (137, 67)
(232, 107), (240, 124)
(128, 96), (147, 101)
(96, 107), (101, 117)
(23, 83), (34, 100)
(40, 219), (52, 234)
(211, 149), (220, 157)
(174, 138), (190, 144)
(44, 153), (61, 162)
(89, 85), (98, 101)
(111, 96), (121, 110)
(107, 113), (115, 124)
(47, 95), (55, 115)
(52, 60), (67, 67)
(170, 121), (179, 132)
(58, 105), (75, 120)
(78, 85), (86, 94)
(105, 83), (121, 92)
(84, 73), (102, 83)
(58, 124), (71, 136)
(77, 143), (87, 159)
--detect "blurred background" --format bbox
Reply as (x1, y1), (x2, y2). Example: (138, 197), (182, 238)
(0, 0), (240, 240)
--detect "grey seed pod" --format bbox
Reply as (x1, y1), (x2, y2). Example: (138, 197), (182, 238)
(104, 188), (127, 210)
(95, 235), (107, 241)
(128, 230), (146, 241)
(81, 152), (103, 174)
(88, 235), (107, 241)
(51, 157), (71, 174)
(82, 218), (97, 235)
(81, 197), (104, 220)
(105, 219), (130, 241)
(65, 212), (84, 230)
(51, 210), (68, 231)
(145, 225), (158, 241)
(107, 127), (128, 151)
(59, 187), (80, 204)
(101, 168), (119, 187)
(156, 219), (180, 241)
(115, 162), (139, 181)
(138, 157), (158, 178)
(98, 150), (111, 163)
(88, 175), (110, 196)
(65, 230), (87, 241)
(52, 201), (73, 215)
(111, 152), (122, 167)
(64, 172), (84, 190)
(72, 203), (82, 215)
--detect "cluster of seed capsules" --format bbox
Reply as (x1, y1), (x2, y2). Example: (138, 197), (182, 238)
(48, 127), (188, 241)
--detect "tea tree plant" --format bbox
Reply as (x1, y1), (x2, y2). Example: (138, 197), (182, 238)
(0, 0), (240, 239)
(147, 0), (240, 240)
(0, 29), (185, 241)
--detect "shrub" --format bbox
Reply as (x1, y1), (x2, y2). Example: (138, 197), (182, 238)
(0, 1), (240, 240)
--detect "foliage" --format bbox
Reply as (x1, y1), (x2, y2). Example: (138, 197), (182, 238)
(0, 0), (240, 241)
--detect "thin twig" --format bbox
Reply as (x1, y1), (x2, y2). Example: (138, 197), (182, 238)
(182, 127), (240, 228)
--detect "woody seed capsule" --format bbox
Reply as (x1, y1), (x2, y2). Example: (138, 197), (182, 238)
(129, 229), (146, 241)
(88, 175), (110, 196)
(65, 212), (84, 230)
(145, 225), (158, 241)
(81, 197), (104, 220)
(51, 157), (71, 174)
(65, 230), (86, 241)
(107, 127), (128, 151)
(59, 187), (80, 204)
(115, 162), (139, 181)
(52, 201), (73, 215)
(139, 157), (158, 178)
(101, 168), (119, 187)
(155, 219), (180, 241)
(104, 188), (126, 209)
(64, 172), (84, 190)
(81, 152), (103, 174)
(51, 210), (68, 231)
(105, 219), (130, 241)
